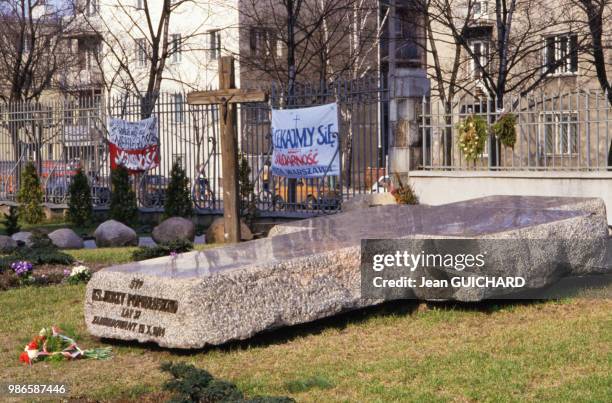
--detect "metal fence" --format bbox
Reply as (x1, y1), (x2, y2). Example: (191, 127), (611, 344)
(0, 76), (389, 217)
(419, 90), (612, 171)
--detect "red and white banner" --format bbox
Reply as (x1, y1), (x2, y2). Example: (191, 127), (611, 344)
(108, 117), (159, 172)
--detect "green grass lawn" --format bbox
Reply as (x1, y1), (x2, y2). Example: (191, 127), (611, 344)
(0, 284), (610, 402)
(65, 244), (215, 265)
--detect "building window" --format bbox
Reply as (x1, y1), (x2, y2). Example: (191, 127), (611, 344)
(540, 112), (578, 155)
(395, 7), (420, 62)
(171, 34), (182, 63)
(172, 93), (185, 124)
(208, 30), (221, 60)
(87, 0), (99, 16)
(249, 28), (277, 57)
(472, 1), (489, 19)
(469, 40), (489, 79)
(136, 0), (144, 10)
(135, 38), (147, 67)
(544, 34), (578, 75)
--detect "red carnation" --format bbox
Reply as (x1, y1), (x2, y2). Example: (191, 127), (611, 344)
(19, 352), (30, 365)
(28, 340), (38, 350)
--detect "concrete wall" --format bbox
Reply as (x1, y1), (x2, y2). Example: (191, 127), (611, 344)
(409, 171), (612, 224)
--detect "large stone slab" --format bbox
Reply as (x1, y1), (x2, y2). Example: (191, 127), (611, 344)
(85, 196), (610, 349)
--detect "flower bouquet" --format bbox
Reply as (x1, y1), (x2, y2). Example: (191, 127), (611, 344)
(65, 265), (92, 285)
(19, 326), (112, 365)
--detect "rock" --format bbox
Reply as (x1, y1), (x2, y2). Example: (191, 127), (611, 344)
(85, 196), (610, 349)
(267, 224), (306, 238)
(0, 235), (17, 253)
(152, 217), (195, 244)
(342, 193), (397, 212)
(11, 231), (33, 247)
(48, 228), (84, 249)
(205, 217), (253, 244)
(94, 220), (138, 247)
(44, 205), (66, 221)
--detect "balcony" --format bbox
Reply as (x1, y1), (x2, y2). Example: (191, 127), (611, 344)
(60, 68), (103, 90)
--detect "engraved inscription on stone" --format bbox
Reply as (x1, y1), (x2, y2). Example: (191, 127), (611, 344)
(89, 278), (179, 339)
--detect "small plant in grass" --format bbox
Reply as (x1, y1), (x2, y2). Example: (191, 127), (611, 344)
(161, 362), (295, 403)
(17, 162), (44, 224)
(491, 113), (517, 148)
(131, 240), (193, 261)
(457, 115), (488, 162)
(3, 206), (20, 235)
(109, 166), (138, 226)
(67, 168), (93, 226)
(391, 174), (419, 205)
(164, 160), (192, 218)
(64, 265), (92, 285)
(10, 260), (34, 286)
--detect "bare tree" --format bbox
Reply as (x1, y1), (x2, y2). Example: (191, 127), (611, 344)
(417, 0), (474, 165)
(573, 0), (612, 102)
(79, 0), (211, 116)
(0, 0), (83, 166)
(0, 0), (79, 103)
(429, 0), (574, 106)
(571, 0), (612, 165)
(235, 0), (384, 92)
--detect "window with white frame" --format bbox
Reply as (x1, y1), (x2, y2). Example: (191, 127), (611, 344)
(208, 30), (221, 60)
(135, 38), (147, 68)
(172, 93), (185, 124)
(136, 0), (144, 10)
(171, 34), (182, 63)
(469, 40), (489, 79)
(539, 112), (578, 155)
(544, 34), (578, 75)
(472, 1), (489, 19)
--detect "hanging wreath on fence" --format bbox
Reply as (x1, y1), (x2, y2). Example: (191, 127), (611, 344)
(491, 113), (517, 149)
(457, 115), (488, 162)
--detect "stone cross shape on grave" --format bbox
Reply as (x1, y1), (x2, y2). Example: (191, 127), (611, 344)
(187, 56), (267, 243)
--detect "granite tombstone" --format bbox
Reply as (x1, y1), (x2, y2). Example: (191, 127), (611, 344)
(85, 196), (610, 348)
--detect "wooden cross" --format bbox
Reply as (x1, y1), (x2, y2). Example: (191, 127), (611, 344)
(187, 56), (267, 243)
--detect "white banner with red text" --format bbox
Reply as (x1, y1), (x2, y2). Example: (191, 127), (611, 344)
(271, 103), (340, 178)
(108, 116), (160, 172)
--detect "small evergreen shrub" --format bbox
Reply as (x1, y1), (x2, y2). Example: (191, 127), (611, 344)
(109, 166), (138, 225)
(17, 162), (44, 224)
(67, 168), (93, 226)
(161, 362), (295, 403)
(0, 231), (74, 270)
(131, 240), (193, 261)
(239, 153), (257, 222)
(3, 206), (20, 235)
(164, 160), (192, 218)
